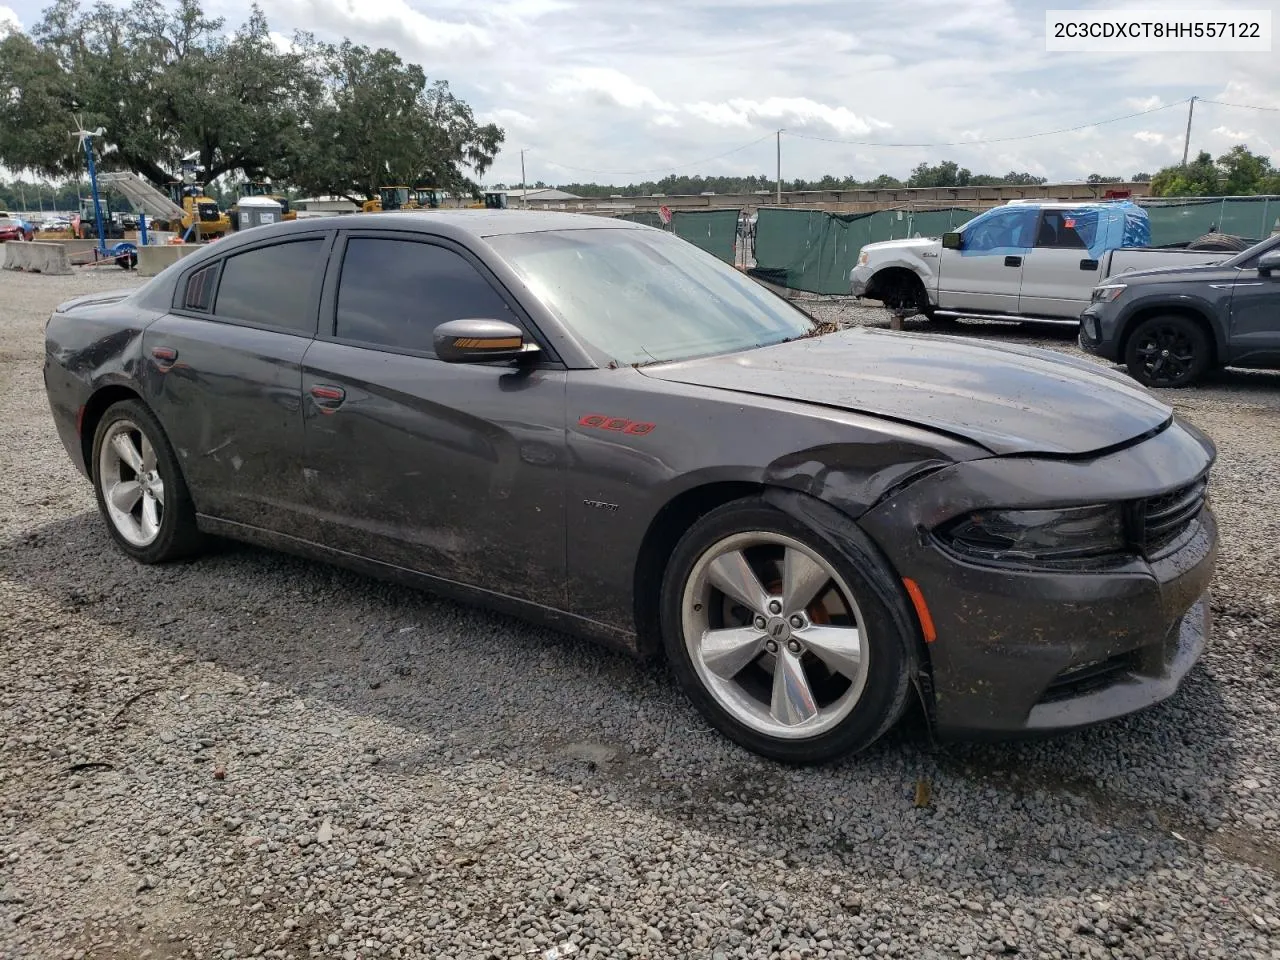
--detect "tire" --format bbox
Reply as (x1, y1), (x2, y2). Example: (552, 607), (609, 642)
(91, 399), (204, 563)
(659, 497), (913, 764)
(1124, 314), (1212, 388)
(1186, 233), (1250, 252)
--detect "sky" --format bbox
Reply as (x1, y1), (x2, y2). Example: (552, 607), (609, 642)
(3, 0), (1280, 187)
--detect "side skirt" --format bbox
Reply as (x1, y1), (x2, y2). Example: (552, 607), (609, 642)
(195, 514), (641, 657)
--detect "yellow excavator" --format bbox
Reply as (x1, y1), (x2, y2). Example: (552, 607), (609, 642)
(362, 185), (446, 213)
(166, 181), (231, 240)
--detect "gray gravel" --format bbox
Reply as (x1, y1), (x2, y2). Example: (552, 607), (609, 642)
(2, 269), (1279, 960)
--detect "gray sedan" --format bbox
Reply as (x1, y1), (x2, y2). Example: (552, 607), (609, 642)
(43, 211), (1217, 763)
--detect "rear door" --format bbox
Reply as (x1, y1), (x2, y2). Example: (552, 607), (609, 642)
(299, 231), (568, 607)
(1017, 208), (1104, 318)
(140, 232), (332, 530)
(936, 206), (1036, 314)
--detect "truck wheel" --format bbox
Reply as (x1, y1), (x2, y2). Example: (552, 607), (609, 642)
(1124, 315), (1211, 388)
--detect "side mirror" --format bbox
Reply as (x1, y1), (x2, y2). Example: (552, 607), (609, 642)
(434, 318), (539, 363)
(1257, 249), (1280, 275)
(941, 231), (963, 250)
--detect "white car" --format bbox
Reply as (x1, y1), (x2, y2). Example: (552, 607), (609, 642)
(850, 201), (1234, 325)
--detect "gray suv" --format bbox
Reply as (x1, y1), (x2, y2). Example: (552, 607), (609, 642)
(1079, 234), (1280, 387)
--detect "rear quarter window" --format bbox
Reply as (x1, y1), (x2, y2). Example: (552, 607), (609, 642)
(181, 264), (218, 312)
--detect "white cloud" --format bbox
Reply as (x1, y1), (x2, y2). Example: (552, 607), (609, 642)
(548, 68), (675, 113)
(483, 108), (538, 131)
(1212, 126), (1253, 141)
(0, 4), (20, 33)
(262, 0), (491, 58)
(268, 31), (295, 53)
(1133, 131), (1166, 144)
(1126, 96), (1164, 111)
(685, 97), (890, 137)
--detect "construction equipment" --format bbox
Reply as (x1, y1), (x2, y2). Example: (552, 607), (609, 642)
(362, 185), (447, 213)
(156, 155), (230, 239)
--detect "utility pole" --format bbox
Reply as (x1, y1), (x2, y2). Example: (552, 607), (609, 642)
(1181, 96), (1197, 166)
(520, 149), (528, 209)
(776, 130), (783, 204)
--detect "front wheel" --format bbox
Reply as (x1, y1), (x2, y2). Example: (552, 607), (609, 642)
(1124, 314), (1211, 387)
(660, 499), (913, 764)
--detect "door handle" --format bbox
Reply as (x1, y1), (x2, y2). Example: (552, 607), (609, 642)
(309, 384), (346, 413)
(151, 346), (178, 369)
(1004, 256), (1022, 267)
(1079, 259), (1100, 270)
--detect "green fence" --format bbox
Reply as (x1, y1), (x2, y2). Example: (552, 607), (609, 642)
(615, 211), (667, 229)
(672, 209), (740, 264)
(1145, 197), (1277, 246)
(750, 207), (978, 294)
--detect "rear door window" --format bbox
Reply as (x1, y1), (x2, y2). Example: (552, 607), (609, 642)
(333, 237), (518, 355)
(213, 239), (326, 333)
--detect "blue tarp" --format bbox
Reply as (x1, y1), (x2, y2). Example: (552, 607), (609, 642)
(954, 200), (1151, 259)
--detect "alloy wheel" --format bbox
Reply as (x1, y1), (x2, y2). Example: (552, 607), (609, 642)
(97, 419), (165, 547)
(680, 531), (870, 740)
(1134, 324), (1197, 384)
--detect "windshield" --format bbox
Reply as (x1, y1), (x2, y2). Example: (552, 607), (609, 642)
(487, 228), (819, 365)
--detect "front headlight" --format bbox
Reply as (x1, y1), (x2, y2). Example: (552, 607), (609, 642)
(1091, 283), (1126, 303)
(857, 250), (869, 266)
(938, 504), (1127, 563)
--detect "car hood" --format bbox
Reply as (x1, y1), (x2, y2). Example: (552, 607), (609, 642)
(1109, 262), (1239, 284)
(861, 236), (939, 254)
(639, 328), (1172, 457)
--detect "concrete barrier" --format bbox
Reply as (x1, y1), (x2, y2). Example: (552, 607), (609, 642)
(51, 239), (108, 258)
(1, 240), (72, 275)
(137, 244), (202, 277)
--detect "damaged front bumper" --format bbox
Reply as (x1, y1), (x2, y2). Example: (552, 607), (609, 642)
(857, 418), (1218, 738)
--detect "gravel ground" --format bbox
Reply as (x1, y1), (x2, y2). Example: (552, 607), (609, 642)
(2, 269), (1278, 960)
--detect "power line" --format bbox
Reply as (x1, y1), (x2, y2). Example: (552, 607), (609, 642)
(1199, 98), (1280, 113)
(538, 133), (774, 176)
(785, 99), (1190, 147)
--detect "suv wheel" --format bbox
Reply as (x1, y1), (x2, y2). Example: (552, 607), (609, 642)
(1124, 314), (1211, 388)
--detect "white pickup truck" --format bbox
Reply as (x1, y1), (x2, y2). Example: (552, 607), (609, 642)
(849, 200), (1235, 325)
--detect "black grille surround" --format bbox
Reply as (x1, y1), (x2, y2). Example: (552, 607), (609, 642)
(1129, 475), (1209, 558)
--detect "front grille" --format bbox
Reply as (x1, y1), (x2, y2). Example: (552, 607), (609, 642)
(1140, 477), (1207, 555)
(1040, 650), (1140, 703)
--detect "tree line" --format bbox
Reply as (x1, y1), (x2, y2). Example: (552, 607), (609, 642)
(506, 163), (1158, 198)
(0, 0), (503, 204)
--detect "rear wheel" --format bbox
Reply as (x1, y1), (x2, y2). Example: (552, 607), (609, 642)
(1124, 314), (1211, 387)
(660, 499), (912, 764)
(91, 400), (204, 563)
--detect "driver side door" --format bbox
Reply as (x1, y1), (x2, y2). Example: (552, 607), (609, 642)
(937, 206), (1037, 314)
